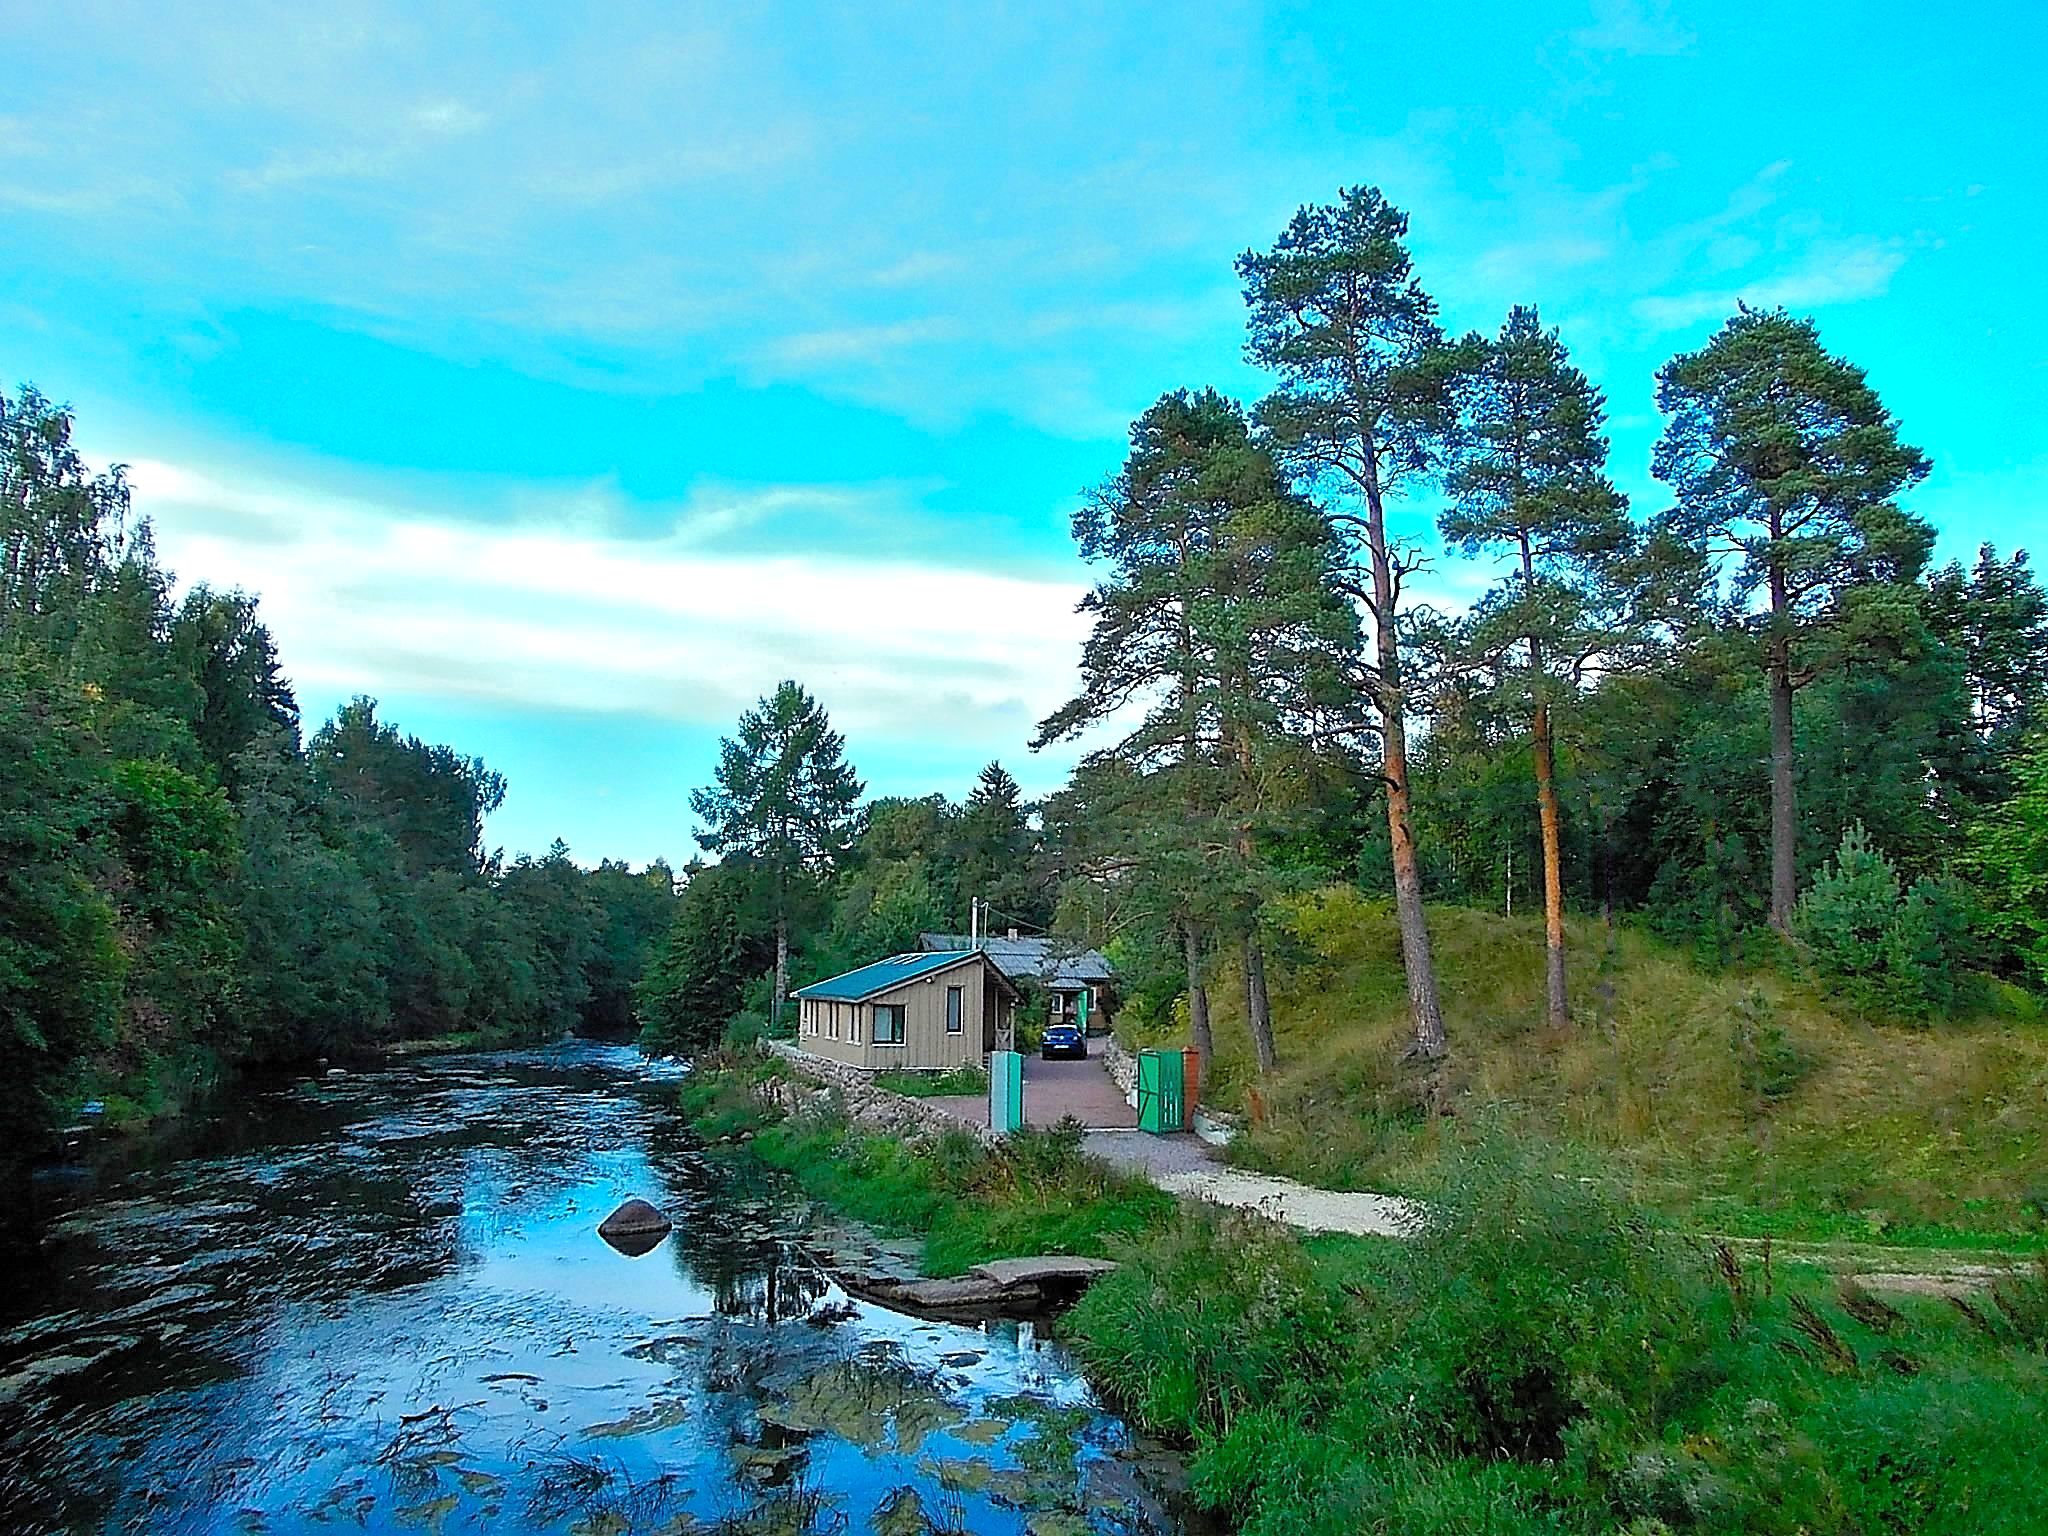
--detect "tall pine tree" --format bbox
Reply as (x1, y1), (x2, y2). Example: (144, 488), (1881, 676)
(1238, 185), (1471, 1060)
(1443, 305), (1633, 1031)
(691, 680), (864, 1028)
(1036, 388), (1359, 1071)
(1654, 307), (1931, 931)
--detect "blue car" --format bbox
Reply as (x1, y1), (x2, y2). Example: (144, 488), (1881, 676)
(1040, 1022), (1087, 1060)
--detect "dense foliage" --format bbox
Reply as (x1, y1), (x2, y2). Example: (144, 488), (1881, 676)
(0, 384), (676, 1169)
(1069, 1139), (2048, 1536)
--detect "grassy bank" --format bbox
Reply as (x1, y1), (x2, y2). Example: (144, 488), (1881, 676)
(1066, 1137), (2048, 1536)
(676, 1061), (2048, 1535)
(1167, 888), (2048, 1245)
(676, 1051), (1170, 1276)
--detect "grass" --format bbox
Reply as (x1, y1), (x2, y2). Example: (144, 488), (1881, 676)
(1063, 1135), (2048, 1536)
(873, 1063), (990, 1098)
(675, 1050), (1172, 1276)
(677, 1047), (2048, 1534)
(1157, 888), (2048, 1246)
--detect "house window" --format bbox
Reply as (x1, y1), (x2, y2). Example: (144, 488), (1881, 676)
(872, 1003), (906, 1045)
(946, 986), (963, 1034)
(850, 1002), (862, 1044)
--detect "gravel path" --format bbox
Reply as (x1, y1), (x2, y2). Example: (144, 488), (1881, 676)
(1083, 1130), (1423, 1238)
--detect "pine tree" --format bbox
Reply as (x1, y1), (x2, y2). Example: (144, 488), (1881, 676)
(1443, 306), (1634, 1031)
(1238, 185), (1471, 1059)
(1654, 306), (1932, 933)
(1036, 388), (1361, 1071)
(691, 680), (864, 1028)
(1925, 544), (2048, 789)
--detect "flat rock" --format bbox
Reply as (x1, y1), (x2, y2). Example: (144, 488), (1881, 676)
(969, 1256), (1118, 1287)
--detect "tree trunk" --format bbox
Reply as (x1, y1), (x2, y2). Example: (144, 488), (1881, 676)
(1182, 921), (1213, 1064)
(1530, 676), (1569, 1033)
(1242, 934), (1276, 1073)
(1767, 646), (1798, 933)
(1766, 552), (1798, 934)
(1362, 457), (1446, 1059)
(773, 914), (789, 1031)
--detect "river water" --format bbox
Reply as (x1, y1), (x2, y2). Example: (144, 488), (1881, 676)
(0, 1044), (1192, 1535)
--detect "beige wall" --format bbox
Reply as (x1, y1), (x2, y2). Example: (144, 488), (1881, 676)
(796, 957), (1012, 1071)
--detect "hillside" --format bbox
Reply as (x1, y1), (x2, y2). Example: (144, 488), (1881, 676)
(1158, 888), (2048, 1246)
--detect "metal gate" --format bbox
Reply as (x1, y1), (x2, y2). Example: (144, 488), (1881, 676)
(1135, 1048), (1184, 1134)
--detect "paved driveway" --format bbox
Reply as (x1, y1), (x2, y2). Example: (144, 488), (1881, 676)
(924, 1040), (1137, 1131)
(1022, 1042), (1137, 1129)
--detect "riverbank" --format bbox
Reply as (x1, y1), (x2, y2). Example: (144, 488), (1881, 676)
(678, 1050), (2048, 1536)
(679, 1048), (1174, 1277)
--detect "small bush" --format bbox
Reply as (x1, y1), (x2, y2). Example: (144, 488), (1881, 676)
(721, 1009), (769, 1050)
(1732, 988), (1813, 1105)
(1795, 824), (1967, 1019)
(1368, 1135), (1719, 1467)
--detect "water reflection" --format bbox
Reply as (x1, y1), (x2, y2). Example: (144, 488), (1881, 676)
(0, 1043), (1186, 1535)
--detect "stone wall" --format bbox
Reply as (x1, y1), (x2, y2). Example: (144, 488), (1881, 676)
(762, 1040), (995, 1145)
(1101, 1035), (1138, 1097)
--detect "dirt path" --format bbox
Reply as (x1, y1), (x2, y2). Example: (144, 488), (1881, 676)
(1082, 1130), (1422, 1238)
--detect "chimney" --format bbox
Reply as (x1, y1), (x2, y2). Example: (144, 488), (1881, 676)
(1008, 927), (1019, 941)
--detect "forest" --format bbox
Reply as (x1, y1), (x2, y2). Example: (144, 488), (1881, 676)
(8, 182), (2048, 1197)
(1, 382), (678, 1174)
(639, 186), (2048, 1097)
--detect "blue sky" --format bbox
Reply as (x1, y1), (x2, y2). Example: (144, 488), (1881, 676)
(5, 0), (2042, 868)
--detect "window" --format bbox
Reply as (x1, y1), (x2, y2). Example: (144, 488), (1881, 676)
(872, 1003), (906, 1045)
(850, 1002), (862, 1044)
(946, 986), (963, 1034)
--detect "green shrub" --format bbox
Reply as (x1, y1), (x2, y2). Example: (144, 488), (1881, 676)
(1795, 824), (1967, 1018)
(721, 1009), (768, 1050)
(1065, 1207), (1355, 1438)
(1367, 1136), (1719, 1468)
(1731, 988), (1813, 1105)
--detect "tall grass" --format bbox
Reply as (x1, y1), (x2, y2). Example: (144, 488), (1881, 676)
(1186, 888), (2048, 1242)
(1064, 1134), (2048, 1536)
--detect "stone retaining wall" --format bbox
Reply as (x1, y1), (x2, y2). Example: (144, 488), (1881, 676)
(1101, 1035), (1138, 1097)
(762, 1040), (995, 1145)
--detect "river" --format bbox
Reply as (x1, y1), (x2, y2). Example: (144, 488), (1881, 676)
(0, 1043), (1194, 1535)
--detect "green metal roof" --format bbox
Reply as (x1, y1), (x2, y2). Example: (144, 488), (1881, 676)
(793, 950), (982, 1002)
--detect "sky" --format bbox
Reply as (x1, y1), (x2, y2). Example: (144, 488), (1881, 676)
(5, 0), (2043, 868)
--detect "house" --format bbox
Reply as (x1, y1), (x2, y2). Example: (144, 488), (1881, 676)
(793, 950), (1022, 1071)
(916, 930), (1116, 1033)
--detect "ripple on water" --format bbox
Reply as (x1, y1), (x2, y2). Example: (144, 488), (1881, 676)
(0, 1042), (1190, 1535)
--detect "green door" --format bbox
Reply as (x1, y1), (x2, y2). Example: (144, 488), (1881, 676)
(1136, 1049), (1184, 1133)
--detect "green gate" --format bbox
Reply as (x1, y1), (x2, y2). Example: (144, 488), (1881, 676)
(1136, 1048), (1184, 1134)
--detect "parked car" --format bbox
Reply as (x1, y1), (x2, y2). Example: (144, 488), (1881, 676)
(1039, 1022), (1087, 1060)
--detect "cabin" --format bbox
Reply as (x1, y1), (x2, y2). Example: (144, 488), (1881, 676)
(917, 930), (1117, 1034)
(793, 949), (1022, 1072)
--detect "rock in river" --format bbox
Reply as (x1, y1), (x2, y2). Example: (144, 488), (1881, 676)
(597, 1198), (672, 1256)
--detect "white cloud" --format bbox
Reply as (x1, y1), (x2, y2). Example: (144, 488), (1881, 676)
(754, 319), (961, 369)
(1571, 0), (1694, 57)
(1634, 240), (1907, 330)
(412, 99), (487, 136)
(125, 455), (1092, 751)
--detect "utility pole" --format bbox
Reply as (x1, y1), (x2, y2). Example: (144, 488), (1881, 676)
(969, 897), (981, 949)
